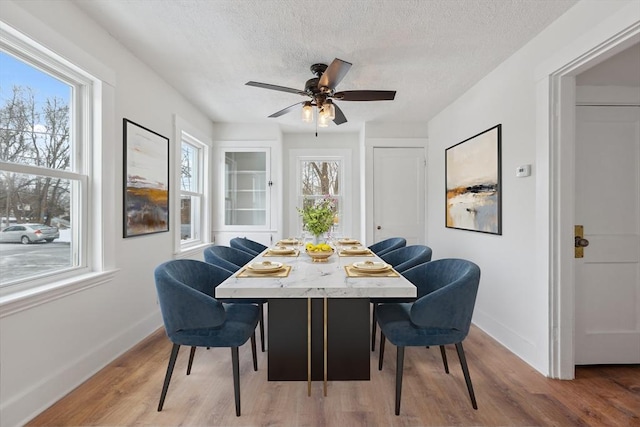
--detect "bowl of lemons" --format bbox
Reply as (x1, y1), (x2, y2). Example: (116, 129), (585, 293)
(305, 242), (334, 262)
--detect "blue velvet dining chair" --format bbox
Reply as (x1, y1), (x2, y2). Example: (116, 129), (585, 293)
(204, 245), (267, 352)
(368, 237), (406, 257)
(370, 245), (433, 351)
(154, 259), (259, 416)
(230, 237), (268, 257)
(376, 258), (481, 415)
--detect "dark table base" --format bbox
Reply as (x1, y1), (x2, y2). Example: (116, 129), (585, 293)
(267, 298), (371, 381)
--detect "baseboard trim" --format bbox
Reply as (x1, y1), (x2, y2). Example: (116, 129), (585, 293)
(1, 310), (162, 427)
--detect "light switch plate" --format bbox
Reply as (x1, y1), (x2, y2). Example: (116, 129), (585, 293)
(516, 164), (531, 177)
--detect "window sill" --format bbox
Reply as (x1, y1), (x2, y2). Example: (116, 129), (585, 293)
(175, 242), (210, 259)
(0, 269), (119, 318)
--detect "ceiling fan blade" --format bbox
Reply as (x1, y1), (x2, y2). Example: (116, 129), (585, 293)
(268, 101), (305, 118)
(246, 81), (307, 96)
(318, 58), (352, 90)
(334, 90), (396, 101)
(333, 103), (347, 125)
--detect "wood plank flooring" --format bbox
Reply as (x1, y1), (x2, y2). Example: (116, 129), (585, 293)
(27, 324), (640, 426)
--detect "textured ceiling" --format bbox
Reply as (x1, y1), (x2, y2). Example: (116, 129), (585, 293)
(72, 0), (578, 133)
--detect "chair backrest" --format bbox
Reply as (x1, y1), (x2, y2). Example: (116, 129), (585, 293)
(380, 245), (433, 273)
(154, 259), (232, 342)
(403, 259), (480, 338)
(204, 245), (254, 272)
(368, 237), (407, 256)
(230, 237), (267, 256)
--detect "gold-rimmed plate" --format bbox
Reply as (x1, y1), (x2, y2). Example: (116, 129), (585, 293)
(339, 238), (360, 245)
(341, 246), (369, 255)
(247, 261), (284, 273)
(351, 261), (391, 273)
(269, 246), (295, 255)
(278, 238), (301, 245)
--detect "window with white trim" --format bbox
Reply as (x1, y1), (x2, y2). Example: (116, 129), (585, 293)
(298, 158), (342, 236)
(0, 32), (95, 289)
(179, 132), (208, 248)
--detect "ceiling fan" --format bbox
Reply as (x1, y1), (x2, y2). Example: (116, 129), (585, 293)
(246, 58), (396, 127)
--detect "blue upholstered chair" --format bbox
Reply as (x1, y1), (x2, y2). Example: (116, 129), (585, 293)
(204, 245), (267, 352)
(370, 245), (433, 351)
(154, 259), (259, 416)
(368, 237), (406, 257)
(377, 258), (481, 415)
(230, 237), (268, 257)
(204, 245), (254, 272)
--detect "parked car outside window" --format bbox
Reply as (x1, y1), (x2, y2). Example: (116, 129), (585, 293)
(0, 224), (60, 244)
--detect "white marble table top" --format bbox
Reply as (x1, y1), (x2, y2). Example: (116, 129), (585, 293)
(215, 250), (417, 299)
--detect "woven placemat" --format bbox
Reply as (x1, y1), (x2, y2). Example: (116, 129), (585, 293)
(237, 265), (292, 278)
(276, 240), (303, 246)
(344, 265), (399, 278)
(338, 250), (374, 257)
(264, 249), (300, 257)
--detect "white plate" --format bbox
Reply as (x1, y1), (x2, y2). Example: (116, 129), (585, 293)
(247, 261), (284, 273)
(269, 246), (295, 255)
(342, 246), (369, 255)
(279, 238), (300, 245)
(351, 261), (391, 273)
(339, 238), (360, 245)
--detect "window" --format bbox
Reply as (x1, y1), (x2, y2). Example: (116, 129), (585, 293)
(0, 29), (95, 289)
(179, 131), (208, 249)
(298, 159), (342, 236)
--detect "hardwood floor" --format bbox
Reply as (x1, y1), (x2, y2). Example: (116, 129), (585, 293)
(27, 324), (639, 426)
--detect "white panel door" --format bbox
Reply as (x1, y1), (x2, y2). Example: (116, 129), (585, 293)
(373, 147), (425, 245)
(574, 105), (640, 364)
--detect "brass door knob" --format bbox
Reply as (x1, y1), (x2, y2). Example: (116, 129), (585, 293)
(575, 236), (589, 248)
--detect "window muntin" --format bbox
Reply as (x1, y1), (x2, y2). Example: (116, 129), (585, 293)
(224, 151), (267, 227)
(179, 134), (206, 245)
(299, 159), (341, 235)
(0, 41), (90, 288)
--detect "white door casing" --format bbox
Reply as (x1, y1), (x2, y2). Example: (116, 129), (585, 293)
(372, 147), (426, 245)
(574, 105), (640, 364)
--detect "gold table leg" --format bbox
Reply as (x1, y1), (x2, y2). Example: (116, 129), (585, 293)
(323, 297), (328, 396)
(307, 297), (311, 397)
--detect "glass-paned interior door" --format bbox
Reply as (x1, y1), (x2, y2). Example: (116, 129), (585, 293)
(224, 151), (268, 226)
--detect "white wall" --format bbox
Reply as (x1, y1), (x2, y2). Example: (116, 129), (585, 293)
(0, 2), (215, 426)
(426, 0), (634, 374)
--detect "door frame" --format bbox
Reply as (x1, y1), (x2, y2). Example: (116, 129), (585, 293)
(542, 16), (640, 379)
(364, 138), (427, 246)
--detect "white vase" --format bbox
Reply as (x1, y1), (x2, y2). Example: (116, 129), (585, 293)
(313, 234), (322, 245)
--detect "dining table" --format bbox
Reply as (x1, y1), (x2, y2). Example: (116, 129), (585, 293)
(215, 238), (416, 395)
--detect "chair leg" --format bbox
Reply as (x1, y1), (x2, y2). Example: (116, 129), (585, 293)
(439, 345), (449, 374)
(371, 302), (378, 351)
(395, 346), (405, 416)
(250, 332), (258, 371)
(259, 304), (266, 352)
(378, 332), (386, 370)
(455, 342), (478, 410)
(158, 343), (180, 411)
(186, 346), (196, 375)
(231, 346), (241, 416)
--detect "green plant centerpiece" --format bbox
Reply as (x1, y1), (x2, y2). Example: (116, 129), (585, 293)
(297, 196), (336, 245)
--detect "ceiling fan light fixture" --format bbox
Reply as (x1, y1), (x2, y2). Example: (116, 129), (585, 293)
(302, 101), (313, 122)
(323, 99), (336, 120)
(318, 112), (329, 127)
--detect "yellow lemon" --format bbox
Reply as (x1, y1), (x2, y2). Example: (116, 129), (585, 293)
(305, 243), (314, 250)
(320, 244), (331, 251)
